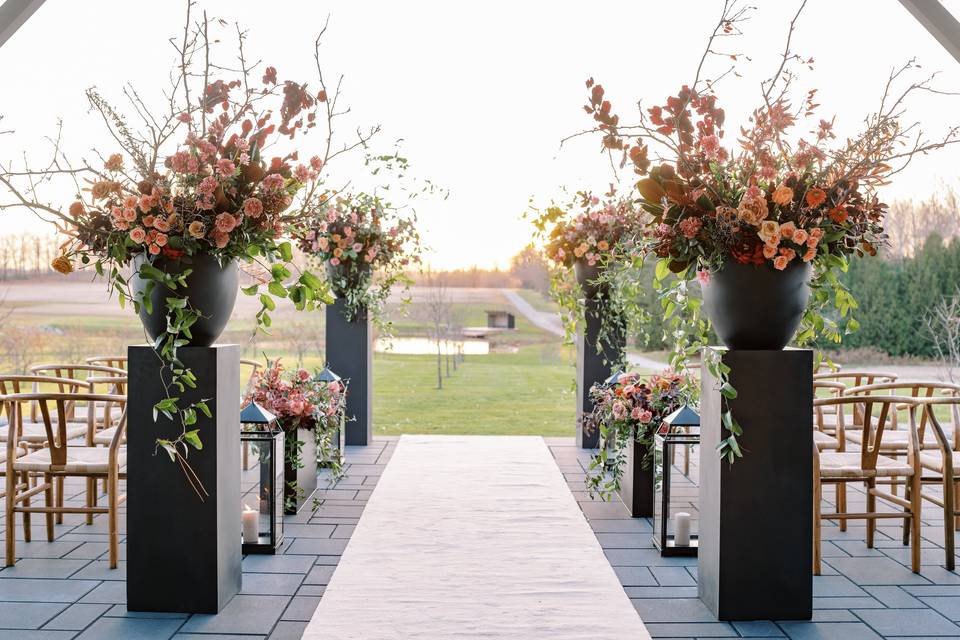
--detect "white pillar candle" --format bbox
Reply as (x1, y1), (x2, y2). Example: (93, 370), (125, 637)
(242, 505), (259, 544)
(674, 512), (691, 546)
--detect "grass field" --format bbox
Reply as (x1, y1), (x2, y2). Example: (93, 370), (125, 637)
(1, 281), (580, 437)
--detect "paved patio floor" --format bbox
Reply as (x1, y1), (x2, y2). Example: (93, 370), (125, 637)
(1, 436), (959, 638)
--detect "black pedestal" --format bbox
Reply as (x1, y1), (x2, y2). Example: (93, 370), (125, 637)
(618, 436), (654, 517)
(284, 427), (317, 514)
(699, 348), (813, 620)
(326, 300), (372, 446)
(576, 298), (625, 448)
(127, 344), (242, 613)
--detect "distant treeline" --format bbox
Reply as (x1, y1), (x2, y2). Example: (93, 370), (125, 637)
(0, 233), (60, 280)
(411, 246), (550, 291)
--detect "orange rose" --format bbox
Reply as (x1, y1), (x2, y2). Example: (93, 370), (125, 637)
(763, 244), (778, 259)
(793, 229), (809, 245)
(772, 185), (794, 207)
(779, 221), (797, 239)
(773, 255), (789, 270)
(802, 246), (817, 262)
(737, 196), (768, 226)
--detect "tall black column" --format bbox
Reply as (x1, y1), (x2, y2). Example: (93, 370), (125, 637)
(127, 344), (241, 613)
(699, 348), (812, 620)
(576, 297), (625, 448)
(326, 299), (372, 446)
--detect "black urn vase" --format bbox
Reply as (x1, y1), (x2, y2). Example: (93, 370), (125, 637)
(701, 258), (811, 350)
(574, 260), (609, 300)
(132, 253), (239, 347)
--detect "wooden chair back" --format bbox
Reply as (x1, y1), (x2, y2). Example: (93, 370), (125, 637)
(0, 375), (88, 424)
(5, 393), (127, 464)
(85, 356), (128, 370)
(814, 395), (919, 471)
(847, 381), (960, 448)
(813, 371), (898, 388)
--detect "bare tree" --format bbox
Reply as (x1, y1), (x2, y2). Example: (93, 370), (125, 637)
(422, 269), (451, 389)
(886, 187), (960, 258)
(926, 289), (960, 382)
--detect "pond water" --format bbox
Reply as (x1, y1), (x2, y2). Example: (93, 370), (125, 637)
(375, 336), (490, 355)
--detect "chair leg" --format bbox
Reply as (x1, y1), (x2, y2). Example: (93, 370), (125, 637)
(903, 480), (912, 546)
(44, 473), (54, 542)
(55, 477), (64, 525)
(945, 477), (957, 571)
(910, 473), (922, 573)
(21, 472), (31, 543)
(85, 478), (95, 525)
(837, 483), (847, 532)
(866, 479), (876, 549)
(5, 467), (15, 566)
(107, 472), (118, 569)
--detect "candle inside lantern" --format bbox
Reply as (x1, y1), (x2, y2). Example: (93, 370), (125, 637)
(674, 512), (691, 546)
(242, 504), (259, 544)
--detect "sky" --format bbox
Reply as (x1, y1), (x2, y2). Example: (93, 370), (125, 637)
(2, 0), (960, 270)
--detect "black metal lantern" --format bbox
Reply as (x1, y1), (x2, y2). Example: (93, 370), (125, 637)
(653, 405), (700, 556)
(317, 365), (347, 454)
(603, 370), (626, 387)
(240, 402), (284, 554)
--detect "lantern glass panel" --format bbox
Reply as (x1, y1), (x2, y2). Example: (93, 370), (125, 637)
(652, 427), (700, 556)
(241, 427), (284, 553)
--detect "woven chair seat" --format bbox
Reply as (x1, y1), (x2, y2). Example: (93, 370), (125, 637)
(92, 426), (124, 446)
(15, 421), (88, 444)
(13, 446), (125, 474)
(819, 452), (913, 479)
(846, 428), (952, 450)
(813, 430), (840, 450)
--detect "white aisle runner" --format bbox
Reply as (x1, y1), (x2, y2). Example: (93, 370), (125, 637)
(303, 435), (651, 640)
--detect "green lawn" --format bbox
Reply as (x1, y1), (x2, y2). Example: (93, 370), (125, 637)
(368, 345), (575, 436)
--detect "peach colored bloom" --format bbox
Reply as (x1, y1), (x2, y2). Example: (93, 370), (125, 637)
(763, 244), (778, 259)
(779, 221), (797, 239)
(188, 221), (206, 238)
(142, 215), (156, 228)
(129, 228), (146, 244)
(148, 243), (161, 255)
(772, 185), (794, 207)
(793, 228), (809, 245)
(123, 195), (139, 209)
(758, 220), (780, 244)
(802, 246), (817, 262)
(122, 208), (137, 222)
(215, 213), (237, 233)
(154, 233), (168, 247)
(809, 227), (824, 240)
(737, 195), (768, 226)
(779, 247), (797, 261)
(773, 255), (789, 270)
(153, 217), (170, 232)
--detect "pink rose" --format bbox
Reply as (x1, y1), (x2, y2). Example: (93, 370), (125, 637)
(153, 216), (170, 232)
(148, 243), (161, 255)
(352, 243), (363, 252)
(297, 368), (310, 381)
(154, 233), (168, 247)
(638, 410), (653, 424)
(129, 228), (146, 244)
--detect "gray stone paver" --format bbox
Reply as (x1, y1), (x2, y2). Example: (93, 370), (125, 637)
(0, 438), (396, 638)
(548, 438), (960, 639)
(5, 435), (960, 638)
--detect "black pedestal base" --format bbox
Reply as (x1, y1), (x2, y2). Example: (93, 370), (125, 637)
(618, 437), (654, 518)
(326, 300), (372, 446)
(576, 297), (625, 449)
(127, 345), (242, 614)
(698, 348), (813, 621)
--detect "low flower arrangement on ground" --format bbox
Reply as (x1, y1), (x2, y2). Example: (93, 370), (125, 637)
(296, 191), (420, 325)
(584, 369), (692, 498)
(245, 359), (346, 509)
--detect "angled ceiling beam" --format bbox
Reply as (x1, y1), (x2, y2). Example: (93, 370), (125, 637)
(0, 0), (46, 49)
(899, 0), (960, 64)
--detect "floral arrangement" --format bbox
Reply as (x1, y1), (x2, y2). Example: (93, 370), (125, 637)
(578, 2), (960, 461)
(535, 190), (638, 269)
(584, 369), (692, 497)
(296, 191), (420, 324)
(245, 359), (346, 508)
(0, 5), (377, 496)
